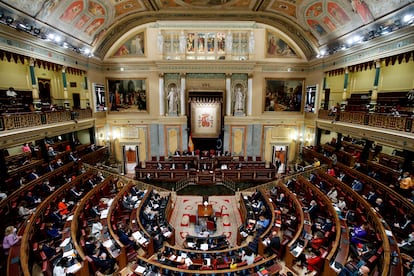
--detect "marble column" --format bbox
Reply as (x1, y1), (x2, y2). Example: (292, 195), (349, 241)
(247, 74), (253, 116)
(341, 67), (349, 106)
(29, 58), (40, 107)
(226, 74), (231, 116)
(62, 66), (69, 109)
(371, 59), (381, 108)
(159, 74), (165, 116)
(180, 74), (186, 116)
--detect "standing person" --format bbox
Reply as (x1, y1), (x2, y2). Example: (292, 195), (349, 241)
(399, 172), (413, 198)
(167, 85), (178, 114)
(2, 226), (21, 256)
(241, 247), (255, 265)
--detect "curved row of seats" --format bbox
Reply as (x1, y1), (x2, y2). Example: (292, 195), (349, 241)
(303, 147), (406, 276)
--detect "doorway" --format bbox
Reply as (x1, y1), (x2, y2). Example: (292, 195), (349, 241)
(37, 78), (51, 103)
(72, 93), (80, 109)
(122, 145), (139, 176)
(272, 145), (288, 174)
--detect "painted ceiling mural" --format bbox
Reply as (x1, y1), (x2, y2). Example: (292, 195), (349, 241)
(0, 0), (411, 56)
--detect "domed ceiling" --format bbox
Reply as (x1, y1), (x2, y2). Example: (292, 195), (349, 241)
(0, 0), (412, 59)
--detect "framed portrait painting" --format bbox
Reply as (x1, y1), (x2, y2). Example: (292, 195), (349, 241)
(107, 79), (147, 112)
(264, 79), (304, 112)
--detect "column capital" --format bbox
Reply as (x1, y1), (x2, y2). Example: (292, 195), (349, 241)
(248, 74), (253, 79)
(62, 66), (66, 73)
(180, 73), (186, 78)
(159, 73), (164, 78)
(29, 58), (36, 67)
(226, 73), (232, 78)
(375, 59), (381, 68)
(344, 67), (349, 74)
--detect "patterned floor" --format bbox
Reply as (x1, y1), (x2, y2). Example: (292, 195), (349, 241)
(169, 195), (243, 248)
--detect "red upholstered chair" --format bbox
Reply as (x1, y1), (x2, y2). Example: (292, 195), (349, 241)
(207, 220), (216, 231)
(189, 215), (197, 224)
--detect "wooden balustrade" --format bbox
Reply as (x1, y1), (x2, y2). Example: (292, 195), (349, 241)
(0, 109), (92, 131)
(320, 110), (414, 132)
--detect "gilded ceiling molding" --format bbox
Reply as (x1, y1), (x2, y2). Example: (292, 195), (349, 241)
(94, 11), (317, 60)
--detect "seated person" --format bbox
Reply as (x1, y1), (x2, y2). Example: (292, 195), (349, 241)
(55, 158), (64, 167)
(256, 215), (270, 231)
(88, 248), (117, 274)
(295, 249), (323, 274)
(70, 186), (83, 200)
(40, 180), (55, 193)
(25, 191), (41, 207)
(18, 200), (35, 218)
(362, 191), (378, 205)
(263, 230), (281, 254)
(199, 228), (210, 238)
(350, 223), (369, 245)
(339, 263), (370, 276)
(355, 243), (377, 268)
(327, 187), (338, 203)
(58, 198), (71, 216)
(398, 231), (414, 255)
(312, 217), (333, 234)
(309, 231), (325, 250)
(39, 240), (62, 259)
(393, 214), (412, 236)
(27, 169), (41, 181)
(351, 179), (363, 193)
(117, 223), (139, 250)
(46, 223), (62, 240)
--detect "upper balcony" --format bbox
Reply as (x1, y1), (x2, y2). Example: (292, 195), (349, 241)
(317, 110), (414, 151)
(0, 109), (94, 148)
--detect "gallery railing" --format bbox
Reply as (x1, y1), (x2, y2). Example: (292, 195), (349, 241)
(0, 109), (93, 131)
(318, 109), (413, 132)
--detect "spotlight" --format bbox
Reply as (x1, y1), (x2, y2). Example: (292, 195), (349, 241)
(0, 14), (4, 20)
(33, 28), (41, 35)
(5, 16), (14, 25)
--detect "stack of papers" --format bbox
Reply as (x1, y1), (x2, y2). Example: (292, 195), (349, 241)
(60, 237), (71, 248)
(132, 231), (143, 241)
(100, 209), (109, 219)
(135, 265), (146, 274)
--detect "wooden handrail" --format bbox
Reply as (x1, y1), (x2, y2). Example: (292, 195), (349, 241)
(20, 170), (94, 276)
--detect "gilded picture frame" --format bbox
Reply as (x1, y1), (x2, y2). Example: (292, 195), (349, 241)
(107, 79), (147, 113)
(264, 79), (304, 112)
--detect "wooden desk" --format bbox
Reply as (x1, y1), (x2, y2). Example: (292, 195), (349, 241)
(198, 204), (213, 217)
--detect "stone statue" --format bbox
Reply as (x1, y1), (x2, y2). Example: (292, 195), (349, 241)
(234, 85), (245, 113)
(249, 31), (255, 54)
(167, 85), (178, 114)
(226, 31), (232, 53)
(157, 31), (164, 53)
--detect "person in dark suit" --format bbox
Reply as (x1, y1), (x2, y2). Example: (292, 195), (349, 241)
(267, 230), (281, 254)
(306, 200), (319, 221)
(89, 248), (117, 274)
(27, 169), (40, 181)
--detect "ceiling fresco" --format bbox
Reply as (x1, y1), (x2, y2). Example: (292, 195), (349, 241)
(0, 0), (412, 58)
